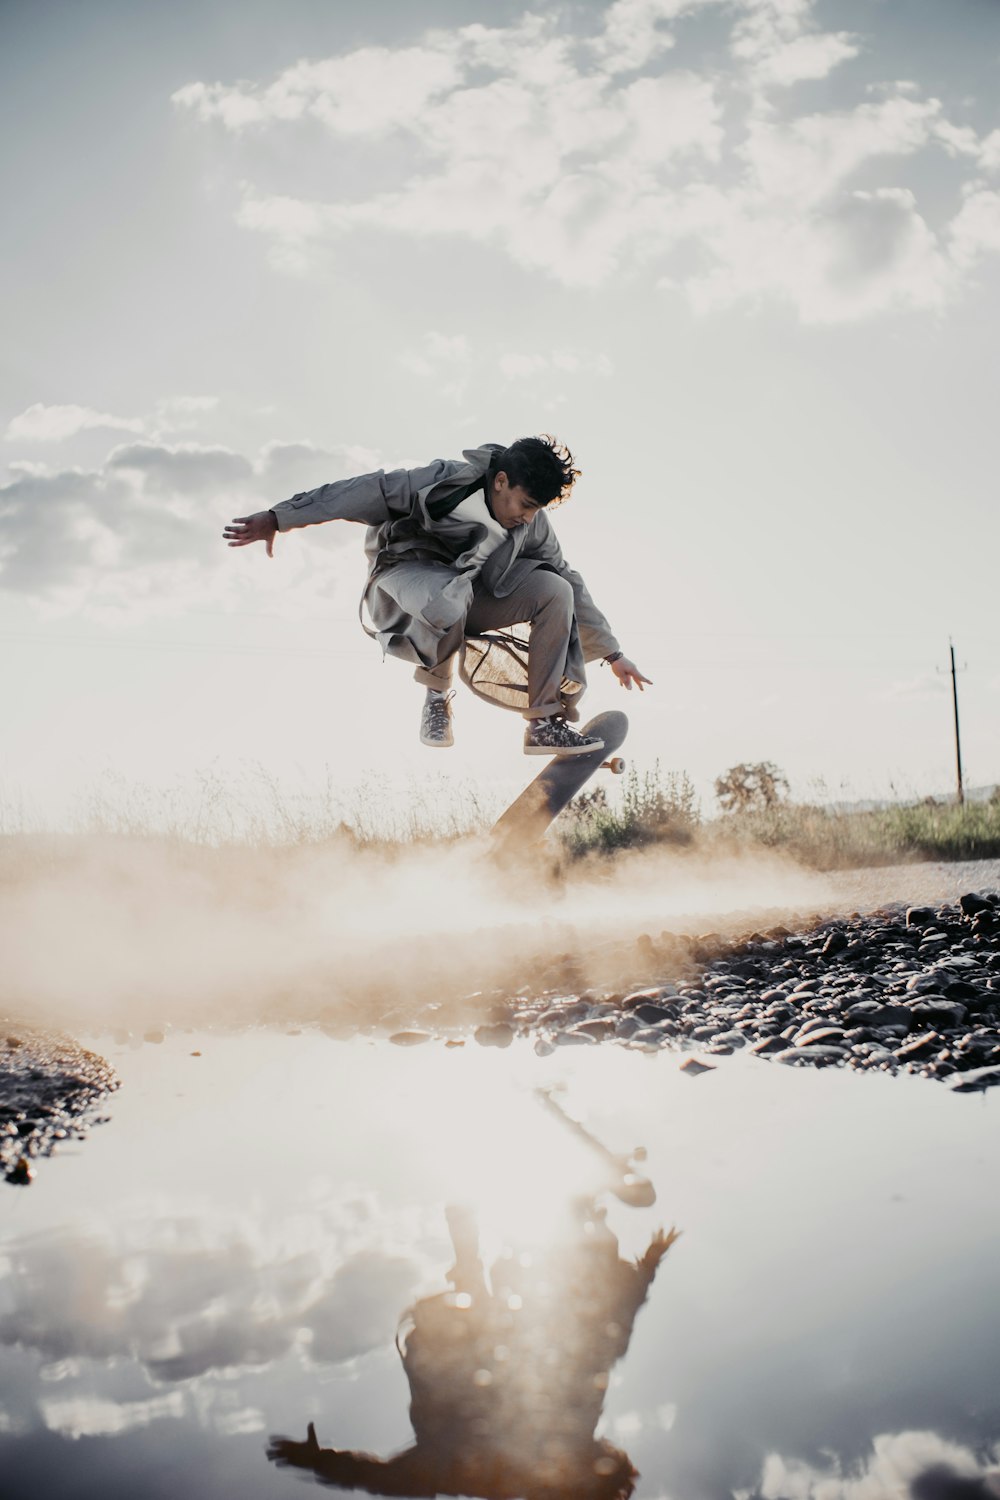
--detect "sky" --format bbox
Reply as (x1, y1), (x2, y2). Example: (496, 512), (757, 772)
(2, 0), (1000, 831)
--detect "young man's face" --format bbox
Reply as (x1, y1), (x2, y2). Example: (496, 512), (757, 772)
(490, 471), (544, 530)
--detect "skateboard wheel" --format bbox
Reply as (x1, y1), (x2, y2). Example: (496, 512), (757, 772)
(603, 756), (626, 774)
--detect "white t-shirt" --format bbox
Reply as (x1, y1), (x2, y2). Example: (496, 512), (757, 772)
(449, 489), (507, 574)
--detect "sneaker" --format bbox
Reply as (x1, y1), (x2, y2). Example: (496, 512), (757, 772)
(524, 715), (604, 757)
(420, 690), (455, 748)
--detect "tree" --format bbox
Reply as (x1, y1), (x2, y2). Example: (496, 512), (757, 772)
(714, 761), (789, 815)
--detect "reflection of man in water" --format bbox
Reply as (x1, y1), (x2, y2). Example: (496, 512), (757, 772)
(268, 1201), (678, 1500)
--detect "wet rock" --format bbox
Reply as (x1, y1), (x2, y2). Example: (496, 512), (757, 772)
(621, 987), (669, 1010)
(950, 1065), (1000, 1093)
(751, 1035), (788, 1055)
(572, 1019), (618, 1041)
(634, 1002), (676, 1024)
(793, 1026), (846, 1048)
(628, 1027), (668, 1049)
(960, 892), (992, 916)
(389, 1030), (433, 1047)
(474, 1023), (515, 1049)
(894, 1032), (942, 1063)
(712, 1030), (748, 1049)
(1, 1023), (118, 1183)
(679, 1057), (715, 1076)
(773, 1046), (847, 1066)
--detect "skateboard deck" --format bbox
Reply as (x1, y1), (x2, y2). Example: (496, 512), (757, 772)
(491, 710), (628, 855)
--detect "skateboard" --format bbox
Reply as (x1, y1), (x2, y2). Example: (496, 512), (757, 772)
(491, 710), (628, 856)
(535, 1088), (656, 1208)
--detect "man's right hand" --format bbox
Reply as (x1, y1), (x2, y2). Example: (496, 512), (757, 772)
(224, 510), (278, 557)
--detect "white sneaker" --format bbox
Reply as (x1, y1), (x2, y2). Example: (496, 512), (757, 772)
(420, 691), (455, 748)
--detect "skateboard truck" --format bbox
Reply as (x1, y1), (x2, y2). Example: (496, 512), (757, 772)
(602, 756), (626, 774)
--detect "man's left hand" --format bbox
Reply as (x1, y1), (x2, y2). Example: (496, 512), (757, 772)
(267, 1421), (321, 1468)
(611, 657), (653, 691)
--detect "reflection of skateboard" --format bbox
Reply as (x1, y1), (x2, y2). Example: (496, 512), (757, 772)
(491, 711), (628, 855)
(536, 1088), (656, 1208)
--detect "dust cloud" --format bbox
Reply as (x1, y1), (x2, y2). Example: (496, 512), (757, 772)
(0, 831), (848, 1039)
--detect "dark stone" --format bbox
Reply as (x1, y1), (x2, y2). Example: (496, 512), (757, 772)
(751, 1035), (788, 1055)
(634, 1002), (675, 1024)
(950, 1065), (1000, 1093)
(909, 999), (968, 1030)
(959, 892), (992, 916)
(894, 1032), (942, 1063)
(794, 1026), (846, 1048)
(572, 1019), (617, 1041)
(906, 906), (937, 928)
(474, 1023), (515, 1049)
(773, 1046), (846, 1066)
(822, 931), (849, 956)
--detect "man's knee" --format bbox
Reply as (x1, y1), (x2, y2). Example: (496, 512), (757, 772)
(533, 572), (574, 618)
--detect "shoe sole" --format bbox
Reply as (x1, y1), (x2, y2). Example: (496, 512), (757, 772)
(524, 739), (604, 757)
(421, 734), (454, 748)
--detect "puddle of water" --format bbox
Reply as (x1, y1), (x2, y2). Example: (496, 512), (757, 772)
(2, 1031), (1000, 1499)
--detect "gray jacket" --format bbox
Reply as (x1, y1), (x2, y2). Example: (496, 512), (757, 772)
(271, 443), (620, 670)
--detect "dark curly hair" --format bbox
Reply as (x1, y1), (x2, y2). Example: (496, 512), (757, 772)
(498, 435), (580, 507)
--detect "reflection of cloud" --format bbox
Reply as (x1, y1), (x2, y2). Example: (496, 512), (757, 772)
(40, 1391), (185, 1439)
(0, 1214), (422, 1387)
(174, 0), (1000, 321)
(306, 1251), (418, 1363)
(758, 1430), (1000, 1500)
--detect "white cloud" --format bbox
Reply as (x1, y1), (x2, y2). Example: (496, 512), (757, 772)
(174, 0), (1000, 321)
(731, 0), (858, 89)
(949, 186), (1000, 269)
(0, 434), (371, 614)
(5, 396), (222, 446)
(499, 350), (614, 379)
(5, 403), (146, 444)
(740, 96), (943, 207)
(173, 44), (463, 136)
(397, 331), (472, 400)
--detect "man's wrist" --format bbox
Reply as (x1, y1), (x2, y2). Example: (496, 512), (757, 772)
(603, 650), (624, 666)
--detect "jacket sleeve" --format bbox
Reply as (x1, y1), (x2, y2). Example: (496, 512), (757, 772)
(522, 510), (621, 661)
(270, 460), (456, 533)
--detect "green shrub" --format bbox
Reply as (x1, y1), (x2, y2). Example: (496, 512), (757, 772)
(559, 762), (700, 856)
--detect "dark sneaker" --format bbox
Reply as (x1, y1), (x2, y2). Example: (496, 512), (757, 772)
(420, 690), (455, 748)
(524, 715), (604, 757)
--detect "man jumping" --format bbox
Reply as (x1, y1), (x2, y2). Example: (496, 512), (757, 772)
(224, 436), (651, 755)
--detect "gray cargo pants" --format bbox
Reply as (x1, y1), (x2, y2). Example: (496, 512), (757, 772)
(413, 568), (582, 720)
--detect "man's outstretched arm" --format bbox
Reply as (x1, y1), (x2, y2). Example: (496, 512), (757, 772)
(267, 1422), (438, 1496)
(222, 458), (460, 556)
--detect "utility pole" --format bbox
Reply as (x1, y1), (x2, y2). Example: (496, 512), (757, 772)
(950, 640), (964, 806)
